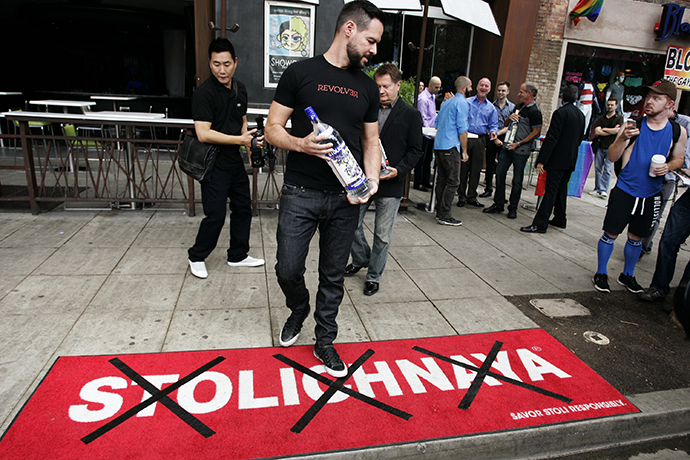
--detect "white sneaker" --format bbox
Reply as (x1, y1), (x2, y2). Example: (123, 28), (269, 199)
(188, 260), (208, 279)
(600, 191), (608, 198)
(227, 255), (265, 267)
(588, 190), (601, 196)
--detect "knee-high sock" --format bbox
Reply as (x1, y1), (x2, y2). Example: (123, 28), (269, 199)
(623, 238), (643, 276)
(597, 233), (616, 274)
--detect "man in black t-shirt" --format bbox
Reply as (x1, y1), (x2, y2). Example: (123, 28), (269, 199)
(187, 38), (265, 280)
(589, 98), (624, 198)
(265, 0), (384, 378)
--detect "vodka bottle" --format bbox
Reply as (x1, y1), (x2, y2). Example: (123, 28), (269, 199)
(379, 139), (391, 177)
(304, 106), (370, 200)
(504, 108), (520, 145)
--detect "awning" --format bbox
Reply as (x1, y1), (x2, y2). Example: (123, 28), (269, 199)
(345, 0), (500, 36)
(403, 6), (459, 21)
(439, 0), (501, 36)
(343, 0), (422, 12)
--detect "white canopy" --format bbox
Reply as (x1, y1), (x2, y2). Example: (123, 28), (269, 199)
(343, 0), (422, 11)
(345, 0), (500, 36)
(439, 0), (501, 36)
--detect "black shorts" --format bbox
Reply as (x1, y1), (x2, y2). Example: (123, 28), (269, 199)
(602, 186), (662, 238)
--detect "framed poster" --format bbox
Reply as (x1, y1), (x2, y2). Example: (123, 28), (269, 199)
(265, 1), (315, 88)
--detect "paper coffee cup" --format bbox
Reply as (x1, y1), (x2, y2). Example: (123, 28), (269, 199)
(649, 154), (666, 177)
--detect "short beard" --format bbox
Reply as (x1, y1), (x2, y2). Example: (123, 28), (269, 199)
(645, 106), (663, 117)
(346, 42), (369, 69)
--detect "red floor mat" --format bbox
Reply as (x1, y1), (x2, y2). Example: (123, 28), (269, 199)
(0, 329), (638, 459)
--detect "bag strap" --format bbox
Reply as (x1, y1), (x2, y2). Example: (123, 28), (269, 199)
(668, 118), (681, 162)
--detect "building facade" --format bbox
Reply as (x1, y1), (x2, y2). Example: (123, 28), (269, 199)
(527, 0), (690, 130)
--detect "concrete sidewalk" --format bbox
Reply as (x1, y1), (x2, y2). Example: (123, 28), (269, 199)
(1, 179), (689, 458)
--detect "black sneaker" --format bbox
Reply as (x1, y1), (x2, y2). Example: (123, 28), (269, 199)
(593, 273), (610, 293)
(438, 217), (462, 226)
(279, 312), (307, 347)
(638, 288), (665, 302)
(618, 273), (644, 293)
(313, 345), (348, 378)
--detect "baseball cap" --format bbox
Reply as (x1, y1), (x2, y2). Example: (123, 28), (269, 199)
(646, 79), (677, 101)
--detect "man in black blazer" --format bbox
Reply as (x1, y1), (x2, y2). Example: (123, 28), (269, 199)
(521, 84), (585, 233)
(345, 63), (423, 295)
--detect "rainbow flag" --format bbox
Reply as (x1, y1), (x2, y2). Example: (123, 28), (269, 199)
(569, 0), (604, 26)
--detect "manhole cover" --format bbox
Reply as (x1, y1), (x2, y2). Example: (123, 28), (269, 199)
(529, 298), (591, 318)
(583, 331), (610, 345)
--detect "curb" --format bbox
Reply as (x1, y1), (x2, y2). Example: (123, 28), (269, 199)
(299, 388), (690, 460)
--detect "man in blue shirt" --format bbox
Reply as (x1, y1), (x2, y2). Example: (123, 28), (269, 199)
(457, 77), (499, 208)
(434, 76), (471, 226)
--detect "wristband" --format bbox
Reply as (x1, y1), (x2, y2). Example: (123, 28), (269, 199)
(367, 178), (379, 185)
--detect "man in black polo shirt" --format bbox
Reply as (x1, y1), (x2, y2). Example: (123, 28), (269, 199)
(187, 38), (265, 279)
(589, 98), (624, 198)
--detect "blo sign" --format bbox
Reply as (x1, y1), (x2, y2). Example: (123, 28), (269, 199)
(664, 46), (690, 89)
(0, 329), (638, 460)
(656, 3), (690, 41)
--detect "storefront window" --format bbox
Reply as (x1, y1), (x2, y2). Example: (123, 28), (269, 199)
(401, 15), (471, 96)
(562, 43), (665, 119)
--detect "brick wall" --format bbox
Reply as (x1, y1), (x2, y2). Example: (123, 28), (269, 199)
(526, 0), (570, 129)
(526, 0), (690, 130)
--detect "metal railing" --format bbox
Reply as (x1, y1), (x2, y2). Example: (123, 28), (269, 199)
(0, 112), (285, 215)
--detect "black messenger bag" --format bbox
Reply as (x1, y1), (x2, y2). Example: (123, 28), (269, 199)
(178, 134), (219, 183)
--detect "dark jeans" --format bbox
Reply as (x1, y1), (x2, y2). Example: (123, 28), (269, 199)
(275, 183), (360, 347)
(494, 149), (529, 212)
(188, 166), (252, 263)
(650, 189), (690, 296)
(484, 137), (501, 191)
(414, 137), (434, 188)
(458, 136), (486, 201)
(532, 168), (572, 229)
(434, 147), (461, 220)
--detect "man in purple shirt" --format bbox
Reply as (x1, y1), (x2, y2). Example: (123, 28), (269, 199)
(457, 77), (499, 207)
(414, 76), (442, 191)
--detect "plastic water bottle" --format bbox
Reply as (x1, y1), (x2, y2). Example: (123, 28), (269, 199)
(304, 106), (370, 200)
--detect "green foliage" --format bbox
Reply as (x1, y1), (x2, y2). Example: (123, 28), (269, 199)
(363, 62), (416, 106)
(398, 76), (416, 106)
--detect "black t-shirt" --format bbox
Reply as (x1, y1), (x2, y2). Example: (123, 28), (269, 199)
(592, 113), (624, 149)
(273, 55), (379, 190)
(192, 76), (247, 170)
